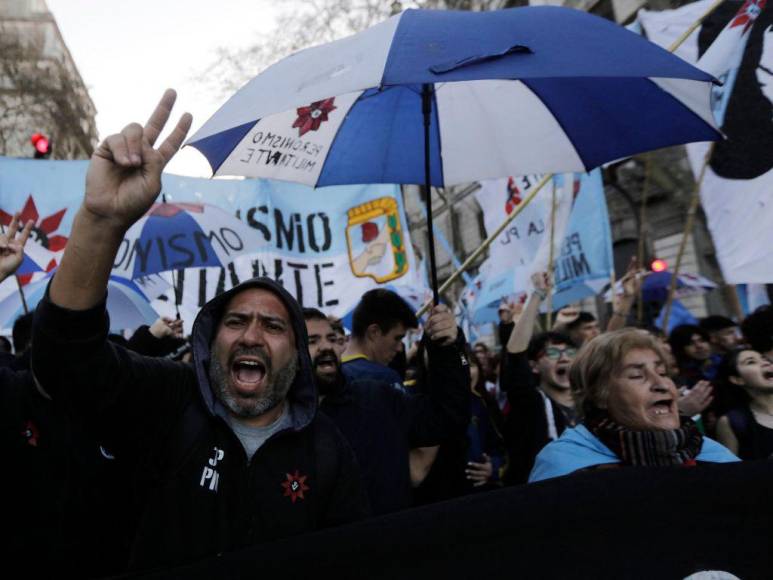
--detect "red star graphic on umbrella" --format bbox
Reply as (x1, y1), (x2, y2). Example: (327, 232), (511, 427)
(505, 176), (522, 214)
(729, 0), (766, 33)
(292, 98), (337, 136)
(0, 195), (67, 284)
(281, 470), (310, 503)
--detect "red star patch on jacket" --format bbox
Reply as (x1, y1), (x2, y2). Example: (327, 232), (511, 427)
(21, 420), (39, 447)
(281, 470), (310, 503)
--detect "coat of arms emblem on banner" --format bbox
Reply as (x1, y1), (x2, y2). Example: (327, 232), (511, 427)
(345, 197), (408, 283)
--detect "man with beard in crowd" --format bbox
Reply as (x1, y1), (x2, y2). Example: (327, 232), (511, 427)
(31, 90), (368, 573)
(500, 273), (579, 485)
(304, 307), (470, 514)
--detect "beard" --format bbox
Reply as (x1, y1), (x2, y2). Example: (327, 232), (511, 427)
(209, 345), (299, 419)
(312, 348), (343, 396)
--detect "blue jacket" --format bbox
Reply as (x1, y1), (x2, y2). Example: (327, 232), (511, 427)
(529, 424), (739, 483)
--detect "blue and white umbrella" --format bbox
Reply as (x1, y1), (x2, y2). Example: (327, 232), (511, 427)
(0, 274), (164, 332)
(187, 6), (721, 298)
(112, 201), (269, 279)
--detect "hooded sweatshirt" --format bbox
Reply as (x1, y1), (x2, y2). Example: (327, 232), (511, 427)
(32, 277), (369, 572)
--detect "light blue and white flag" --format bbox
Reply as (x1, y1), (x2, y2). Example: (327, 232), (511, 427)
(466, 169), (612, 321)
(0, 157), (426, 326)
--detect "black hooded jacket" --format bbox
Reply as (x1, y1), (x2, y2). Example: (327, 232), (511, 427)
(32, 277), (369, 572)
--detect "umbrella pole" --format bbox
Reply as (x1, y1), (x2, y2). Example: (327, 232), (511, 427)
(422, 84), (440, 305)
(661, 144), (714, 332)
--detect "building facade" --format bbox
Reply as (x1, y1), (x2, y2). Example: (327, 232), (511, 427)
(0, 0), (97, 160)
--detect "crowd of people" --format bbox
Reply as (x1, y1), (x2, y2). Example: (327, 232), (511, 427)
(2, 91), (770, 576)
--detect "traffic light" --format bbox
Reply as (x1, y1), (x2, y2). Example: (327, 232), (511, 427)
(650, 258), (668, 272)
(30, 133), (52, 159)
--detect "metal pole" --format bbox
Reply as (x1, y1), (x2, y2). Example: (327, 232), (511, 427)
(422, 83), (440, 305)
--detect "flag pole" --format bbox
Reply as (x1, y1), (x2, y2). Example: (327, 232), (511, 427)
(546, 180), (558, 329)
(661, 144), (714, 332)
(161, 194), (182, 320)
(666, 0), (726, 52)
(416, 174), (552, 317)
(637, 154), (653, 325)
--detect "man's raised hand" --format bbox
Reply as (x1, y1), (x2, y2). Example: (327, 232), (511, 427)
(426, 304), (458, 346)
(0, 213), (33, 283)
(84, 89), (192, 231)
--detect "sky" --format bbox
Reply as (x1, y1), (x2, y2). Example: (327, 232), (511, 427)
(46, 0), (280, 177)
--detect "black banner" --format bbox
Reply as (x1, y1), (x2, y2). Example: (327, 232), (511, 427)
(133, 461), (773, 579)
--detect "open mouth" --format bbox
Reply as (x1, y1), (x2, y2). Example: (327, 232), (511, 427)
(555, 367), (568, 378)
(650, 398), (674, 416)
(315, 353), (339, 372)
(763, 369), (773, 380)
(230, 357), (267, 392)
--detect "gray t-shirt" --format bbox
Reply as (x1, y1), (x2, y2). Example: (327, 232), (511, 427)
(227, 404), (293, 461)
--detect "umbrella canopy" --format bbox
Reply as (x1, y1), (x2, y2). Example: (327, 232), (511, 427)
(187, 6), (720, 187)
(112, 201), (269, 279)
(642, 271), (718, 303)
(605, 270), (718, 303)
(0, 275), (163, 332)
(16, 238), (60, 276)
(187, 6), (721, 302)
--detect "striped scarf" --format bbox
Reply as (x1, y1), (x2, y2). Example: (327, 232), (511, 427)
(587, 412), (703, 467)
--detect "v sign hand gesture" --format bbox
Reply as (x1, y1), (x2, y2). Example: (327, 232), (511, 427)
(0, 213), (34, 283)
(84, 89), (193, 230)
(51, 90), (192, 312)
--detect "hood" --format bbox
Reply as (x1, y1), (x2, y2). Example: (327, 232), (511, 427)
(191, 277), (316, 432)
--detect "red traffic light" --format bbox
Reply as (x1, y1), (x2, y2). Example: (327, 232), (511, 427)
(30, 133), (51, 157)
(650, 258), (668, 272)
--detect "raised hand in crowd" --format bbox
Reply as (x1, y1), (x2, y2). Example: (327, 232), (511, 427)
(0, 213), (33, 283)
(425, 303), (458, 346)
(148, 316), (184, 340)
(466, 453), (494, 487)
(607, 257), (645, 332)
(51, 89), (192, 310)
(677, 380), (714, 417)
(552, 303), (580, 331)
(507, 271), (550, 354)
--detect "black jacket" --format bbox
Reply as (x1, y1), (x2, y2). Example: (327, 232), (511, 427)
(320, 333), (470, 515)
(32, 278), (369, 572)
(500, 351), (572, 485)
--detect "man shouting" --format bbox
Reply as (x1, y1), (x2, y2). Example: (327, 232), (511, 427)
(31, 90), (368, 572)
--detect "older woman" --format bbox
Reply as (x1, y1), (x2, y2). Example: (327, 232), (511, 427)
(715, 349), (773, 460)
(529, 329), (738, 482)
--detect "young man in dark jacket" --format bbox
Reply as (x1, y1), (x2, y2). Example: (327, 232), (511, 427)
(31, 90), (369, 572)
(305, 308), (470, 515)
(499, 273), (579, 485)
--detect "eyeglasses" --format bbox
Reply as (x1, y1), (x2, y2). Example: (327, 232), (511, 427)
(542, 346), (577, 360)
